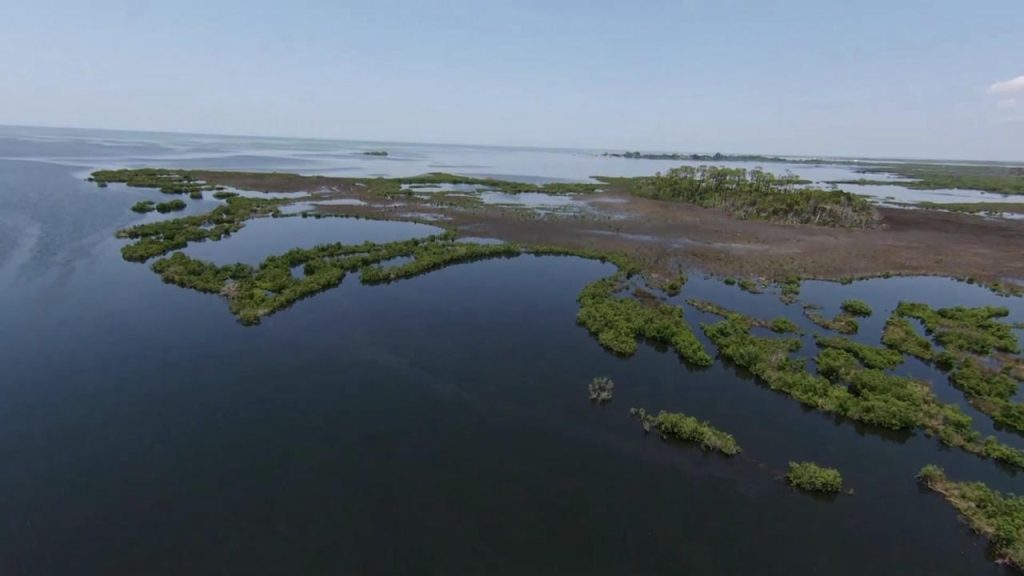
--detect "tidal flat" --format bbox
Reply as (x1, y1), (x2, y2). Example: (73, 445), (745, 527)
(3, 127), (1024, 575)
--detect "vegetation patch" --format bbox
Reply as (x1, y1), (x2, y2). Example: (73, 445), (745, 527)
(91, 168), (218, 195)
(577, 275), (711, 367)
(835, 163), (1024, 195)
(917, 465), (1024, 570)
(881, 315), (934, 361)
(777, 276), (801, 304)
(814, 335), (903, 369)
(115, 196), (284, 262)
(131, 200), (155, 213)
(894, 302), (1019, 356)
(770, 318), (801, 334)
(687, 298), (801, 334)
(889, 302), (1023, 432)
(607, 165), (878, 228)
(787, 462), (844, 494)
(700, 315), (1024, 468)
(588, 377), (614, 404)
(840, 299), (872, 317)
(803, 305), (859, 334)
(629, 408), (741, 455)
(155, 199), (187, 213)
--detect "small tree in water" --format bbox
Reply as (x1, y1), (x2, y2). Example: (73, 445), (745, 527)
(589, 377), (614, 404)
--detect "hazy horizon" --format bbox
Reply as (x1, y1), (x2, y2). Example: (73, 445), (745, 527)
(3, 1), (1023, 161)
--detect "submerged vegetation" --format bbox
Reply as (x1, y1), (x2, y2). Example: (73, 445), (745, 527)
(918, 465), (1024, 570)
(588, 377), (614, 404)
(610, 165), (878, 228)
(787, 462), (844, 494)
(630, 408), (741, 456)
(576, 274), (711, 367)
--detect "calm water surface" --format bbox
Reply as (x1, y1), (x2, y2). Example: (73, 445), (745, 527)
(0, 127), (1022, 575)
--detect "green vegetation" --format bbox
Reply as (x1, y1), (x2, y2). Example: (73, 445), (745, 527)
(189, 190), (203, 200)
(894, 302), (1018, 356)
(834, 163), (1024, 195)
(212, 190), (239, 199)
(155, 199), (187, 213)
(949, 359), (1024, 433)
(814, 335), (903, 369)
(149, 233), (531, 325)
(840, 299), (872, 317)
(91, 168), (217, 195)
(912, 201), (1024, 216)
(700, 315), (1024, 468)
(887, 302), (1024, 432)
(777, 276), (801, 304)
(917, 465), (1024, 570)
(687, 298), (801, 334)
(115, 196), (283, 262)
(629, 408), (741, 456)
(652, 271), (686, 296)
(881, 316), (934, 361)
(770, 318), (801, 334)
(738, 278), (762, 294)
(131, 200), (155, 213)
(611, 165), (878, 228)
(787, 462), (843, 494)
(803, 305), (859, 334)
(576, 274), (711, 367)
(588, 377), (614, 404)
(359, 241), (520, 284)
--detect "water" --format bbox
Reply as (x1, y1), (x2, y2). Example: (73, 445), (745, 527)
(4, 124), (1022, 207)
(0, 126), (1022, 575)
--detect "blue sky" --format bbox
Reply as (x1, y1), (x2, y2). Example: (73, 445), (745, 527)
(2, 0), (1022, 160)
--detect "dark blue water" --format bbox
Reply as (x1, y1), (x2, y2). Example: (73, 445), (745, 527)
(0, 127), (1021, 575)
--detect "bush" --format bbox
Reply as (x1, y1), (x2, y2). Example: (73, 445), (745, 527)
(787, 462), (843, 493)
(588, 377), (614, 404)
(630, 408), (741, 455)
(918, 466), (1024, 570)
(841, 299), (872, 317)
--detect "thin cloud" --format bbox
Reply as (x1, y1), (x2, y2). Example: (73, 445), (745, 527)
(997, 98), (1017, 110)
(988, 75), (1024, 94)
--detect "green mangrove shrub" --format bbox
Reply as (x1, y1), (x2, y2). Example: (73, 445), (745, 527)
(787, 462), (843, 494)
(917, 466), (1024, 570)
(630, 408), (741, 456)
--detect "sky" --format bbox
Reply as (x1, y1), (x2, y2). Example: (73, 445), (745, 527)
(1, 0), (1022, 160)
